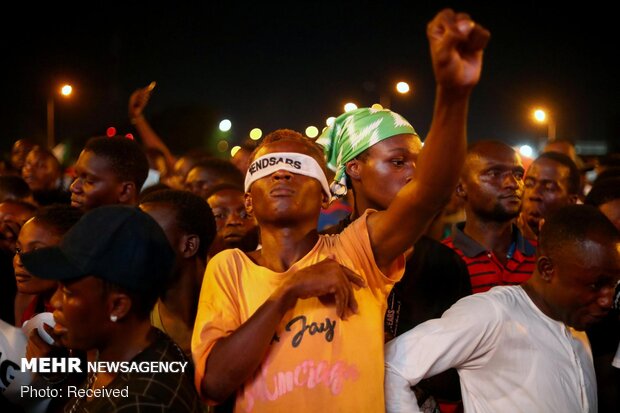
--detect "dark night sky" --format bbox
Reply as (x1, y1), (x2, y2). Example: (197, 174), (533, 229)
(2, 1), (618, 158)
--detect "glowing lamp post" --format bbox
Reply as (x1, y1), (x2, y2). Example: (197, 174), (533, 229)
(532, 108), (556, 141)
(47, 84), (73, 148)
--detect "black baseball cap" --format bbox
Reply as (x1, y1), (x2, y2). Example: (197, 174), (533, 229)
(21, 205), (175, 294)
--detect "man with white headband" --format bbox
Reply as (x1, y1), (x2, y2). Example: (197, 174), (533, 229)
(192, 9), (490, 412)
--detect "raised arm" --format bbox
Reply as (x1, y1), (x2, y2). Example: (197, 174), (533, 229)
(368, 9), (490, 270)
(128, 82), (177, 169)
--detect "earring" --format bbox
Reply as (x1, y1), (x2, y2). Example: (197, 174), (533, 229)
(110, 315), (118, 323)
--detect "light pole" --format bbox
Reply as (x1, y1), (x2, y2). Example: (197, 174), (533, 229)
(532, 108), (556, 141)
(47, 84), (73, 148)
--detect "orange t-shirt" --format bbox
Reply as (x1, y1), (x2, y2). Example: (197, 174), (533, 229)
(192, 211), (404, 412)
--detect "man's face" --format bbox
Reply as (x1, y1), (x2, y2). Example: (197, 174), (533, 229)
(22, 151), (60, 192)
(460, 147), (525, 222)
(70, 150), (124, 211)
(0, 202), (35, 253)
(165, 157), (195, 190)
(14, 219), (60, 295)
(208, 189), (258, 248)
(247, 140), (325, 225)
(51, 275), (111, 349)
(522, 158), (576, 235)
(351, 134), (422, 210)
(546, 239), (620, 331)
(185, 167), (225, 199)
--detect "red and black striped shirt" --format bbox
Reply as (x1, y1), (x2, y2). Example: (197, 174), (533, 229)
(442, 223), (537, 294)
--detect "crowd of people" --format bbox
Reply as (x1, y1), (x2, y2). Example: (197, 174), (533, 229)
(1, 8), (619, 413)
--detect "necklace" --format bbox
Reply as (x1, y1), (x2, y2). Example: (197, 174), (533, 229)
(68, 350), (99, 413)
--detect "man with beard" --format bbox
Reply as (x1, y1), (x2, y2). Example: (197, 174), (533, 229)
(519, 151), (580, 239)
(442, 140), (536, 293)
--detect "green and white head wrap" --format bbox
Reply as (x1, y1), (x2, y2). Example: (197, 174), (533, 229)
(317, 107), (418, 198)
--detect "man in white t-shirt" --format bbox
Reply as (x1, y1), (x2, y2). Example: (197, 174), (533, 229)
(385, 205), (620, 413)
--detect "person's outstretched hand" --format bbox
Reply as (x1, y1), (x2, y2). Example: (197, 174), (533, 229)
(128, 81), (156, 120)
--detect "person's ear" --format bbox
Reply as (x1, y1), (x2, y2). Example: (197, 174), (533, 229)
(456, 180), (467, 199)
(244, 192), (253, 215)
(107, 291), (132, 322)
(537, 256), (554, 282)
(345, 160), (362, 182)
(180, 234), (200, 259)
(118, 181), (137, 204)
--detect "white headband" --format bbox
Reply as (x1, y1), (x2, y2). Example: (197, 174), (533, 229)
(244, 152), (331, 198)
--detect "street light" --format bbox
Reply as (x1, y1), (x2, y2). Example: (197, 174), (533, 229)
(380, 81), (411, 109)
(531, 108), (556, 141)
(61, 85), (72, 96)
(395, 81), (410, 94)
(47, 83), (73, 148)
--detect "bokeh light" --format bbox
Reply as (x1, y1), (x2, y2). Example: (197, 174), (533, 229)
(396, 81), (410, 94)
(217, 140), (229, 152)
(344, 102), (358, 112)
(305, 126), (319, 138)
(219, 119), (232, 132)
(519, 144), (534, 158)
(249, 128), (262, 140)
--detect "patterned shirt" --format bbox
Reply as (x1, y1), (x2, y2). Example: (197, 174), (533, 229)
(64, 329), (201, 413)
(442, 223), (536, 294)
